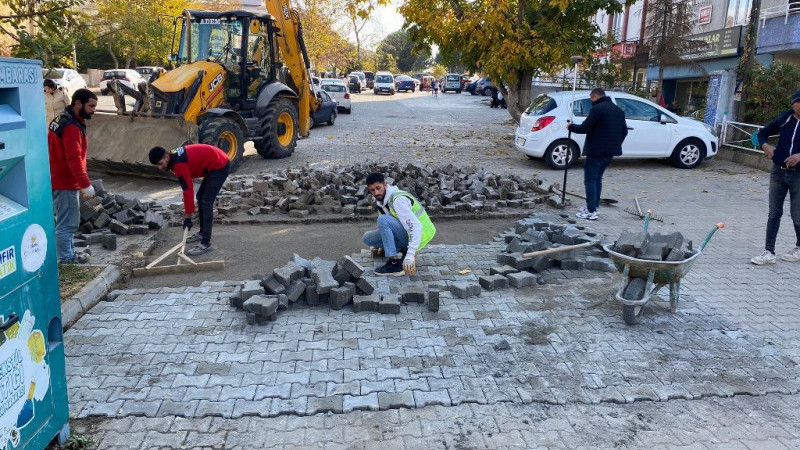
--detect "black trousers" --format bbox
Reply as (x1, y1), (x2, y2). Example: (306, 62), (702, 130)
(196, 163), (230, 246)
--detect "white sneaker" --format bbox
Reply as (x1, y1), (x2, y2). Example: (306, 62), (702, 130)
(751, 250), (777, 265)
(781, 247), (800, 262)
(576, 210), (598, 220)
(575, 207), (589, 218)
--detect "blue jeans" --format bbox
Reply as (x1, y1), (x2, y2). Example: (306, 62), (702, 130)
(583, 156), (613, 213)
(53, 190), (80, 263)
(765, 164), (800, 253)
(362, 214), (409, 257)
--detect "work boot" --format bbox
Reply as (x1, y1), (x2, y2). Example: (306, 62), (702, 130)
(186, 232), (203, 243)
(186, 243), (213, 256)
(374, 258), (404, 277)
(750, 250), (776, 265)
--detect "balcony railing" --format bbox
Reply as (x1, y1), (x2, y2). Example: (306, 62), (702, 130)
(760, 2), (800, 27)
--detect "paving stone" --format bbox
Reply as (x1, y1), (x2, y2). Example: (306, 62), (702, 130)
(560, 258), (585, 271)
(304, 284), (320, 306)
(400, 287), (425, 303)
(306, 395), (344, 414)
(377, 391), (415, 410)
(333, 262), (351, 285)
(240, 280), (264, 302)
(412, 390), (452, 407)
(354, 278), (375, 295)
(339, 255), (365, 278)
(353, 294), (380, 312)
(478, 274), (509, 291)
(285, 280), (306, 303)
(101, 234), (117, 250)
(342, 393), (379, 412)
(489, 265), (519, 276)
(261, 275), (286, 295)
(273, 262), (305, 286)
(329, 287), (353, 310)
(310, 260), (338, 294)
(343, 281), (357, 298)
(378, 295), (401, 314)
(585, 256), (617, 272)
(507, 271), (536, 288)
(427, 290), (440, 312)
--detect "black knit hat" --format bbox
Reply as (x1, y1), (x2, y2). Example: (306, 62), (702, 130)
(793, 90), (800, 105)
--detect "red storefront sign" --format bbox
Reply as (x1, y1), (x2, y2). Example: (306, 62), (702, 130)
(699, 6), (712, 25)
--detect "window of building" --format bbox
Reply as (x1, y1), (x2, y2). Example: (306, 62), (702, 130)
(726, 0), (751, 27)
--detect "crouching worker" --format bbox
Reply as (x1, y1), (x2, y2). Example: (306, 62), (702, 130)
(149, 144), (230, 256)
(362, 173), (436, 276)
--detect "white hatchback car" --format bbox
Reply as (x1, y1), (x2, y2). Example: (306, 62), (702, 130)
(99, 69), (146, 95)
(42, 68), (87, 100)
(514, 91), (718, 169)
(320, 79), (351, 114)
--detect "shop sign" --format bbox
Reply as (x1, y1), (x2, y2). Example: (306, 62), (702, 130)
(699, 6), (712, 25)
(684, 26), (742, 60)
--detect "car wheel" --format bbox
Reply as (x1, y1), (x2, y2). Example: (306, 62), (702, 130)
(483, 87), (493, 96)
(327, 111), (336, 126)
(670, 138), (705, 169)
(456, 90), (461, 94)
(100, 89), (109, 96)
(544, 139), (578, 170)
(346, 107), (351, 114)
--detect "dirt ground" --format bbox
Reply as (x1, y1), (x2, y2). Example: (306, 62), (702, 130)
(124, 218), (516, 289)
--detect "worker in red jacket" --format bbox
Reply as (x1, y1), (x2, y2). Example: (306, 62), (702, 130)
(48, 88), (98, 264)
(148, 144), (230, 256)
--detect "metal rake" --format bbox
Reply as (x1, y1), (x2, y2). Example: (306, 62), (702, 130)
(624, 196), (664, 222)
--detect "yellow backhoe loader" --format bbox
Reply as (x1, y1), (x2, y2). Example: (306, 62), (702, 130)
(87, 4), (319, 178)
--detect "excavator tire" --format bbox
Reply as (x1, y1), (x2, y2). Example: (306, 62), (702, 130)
(199, 117), (245, 172)
(256, 97), (298, 159)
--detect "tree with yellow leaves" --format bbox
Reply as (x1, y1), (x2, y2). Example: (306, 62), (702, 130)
(401, 0), (625, 121)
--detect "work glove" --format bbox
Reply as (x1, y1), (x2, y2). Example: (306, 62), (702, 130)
(403, 254), (416, 275)
(80, 185), (96, 199)
(183, 218), (193, 230)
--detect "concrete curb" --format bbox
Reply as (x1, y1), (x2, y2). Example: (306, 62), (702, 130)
(61, 229), (162, 331)
(716, 147), (771, 171)
(61, 264), (121, 330)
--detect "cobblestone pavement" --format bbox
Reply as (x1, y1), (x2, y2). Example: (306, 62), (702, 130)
(72, 92), (800, 448)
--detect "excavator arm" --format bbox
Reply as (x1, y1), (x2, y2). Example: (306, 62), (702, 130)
(265, 0), (319, 137)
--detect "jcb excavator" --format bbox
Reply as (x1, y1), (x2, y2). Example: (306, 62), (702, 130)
(87, 1), (319, 177)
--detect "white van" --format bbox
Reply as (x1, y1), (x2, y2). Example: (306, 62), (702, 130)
(373, 71), (396, 95)
(443, 73), (462, 93)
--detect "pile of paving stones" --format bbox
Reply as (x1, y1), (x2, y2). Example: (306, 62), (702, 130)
(230, 255), (440, 324)
(163, 163), (562, 222)
(74, 179), (164, 251)
(443, 217), (617, 298)
(612, 230), (693, 261)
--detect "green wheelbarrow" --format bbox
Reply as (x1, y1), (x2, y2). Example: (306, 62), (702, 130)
(602, 216), (725, 325)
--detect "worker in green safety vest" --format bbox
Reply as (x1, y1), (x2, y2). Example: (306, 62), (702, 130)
(362, 172), (437, 276)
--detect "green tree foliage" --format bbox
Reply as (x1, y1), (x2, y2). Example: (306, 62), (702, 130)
(376, 30), (429, 73)
(2, 0), (84, 66)
(374, 49), (397, 71)
(744, 62), (800, 124)
(400, 0), (624, 121)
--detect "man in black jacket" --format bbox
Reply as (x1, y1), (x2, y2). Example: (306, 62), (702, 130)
(750, 90), (800, 265)
(567, 88), (628, 220)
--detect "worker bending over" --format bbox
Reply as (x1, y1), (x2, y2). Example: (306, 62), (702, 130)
(148, 144), (230, 256)
(362, 173), (436, 276)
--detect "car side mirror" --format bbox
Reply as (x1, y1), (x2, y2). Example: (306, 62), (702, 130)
(660, 115), (674, 124)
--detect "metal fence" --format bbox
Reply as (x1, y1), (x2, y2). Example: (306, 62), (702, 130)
(720, 117), (764, 153)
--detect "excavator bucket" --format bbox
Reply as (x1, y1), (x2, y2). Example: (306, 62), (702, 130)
(86, 111), (199, 179)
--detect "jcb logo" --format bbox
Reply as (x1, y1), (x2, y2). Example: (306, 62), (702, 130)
(208, 73), (224, 92)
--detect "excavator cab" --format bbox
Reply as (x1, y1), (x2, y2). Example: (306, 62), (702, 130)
(86, 8), (313, 178)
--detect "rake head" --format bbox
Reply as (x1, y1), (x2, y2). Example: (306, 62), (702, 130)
(624, 207), (664, 222)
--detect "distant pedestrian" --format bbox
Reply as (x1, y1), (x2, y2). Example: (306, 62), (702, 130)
(48, 88), (98, 263)
(432, 80), (438, 97)
(750, 90), (800, 265)
(566, 87), (628, 220)
(44, 79), (68, 124)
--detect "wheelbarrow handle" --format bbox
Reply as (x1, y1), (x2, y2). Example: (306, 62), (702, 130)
(643, 210), (654, 233)
(699, 222), (725, 251)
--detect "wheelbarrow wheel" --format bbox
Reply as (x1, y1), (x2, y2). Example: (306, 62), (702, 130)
(622, 278), (646, 325)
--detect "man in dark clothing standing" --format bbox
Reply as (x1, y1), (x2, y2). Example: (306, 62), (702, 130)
(751, 90), (800, 265)
(48, 88), (98, 263)
(567, 88), (628, 220)
(149, 144), (230, 256)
